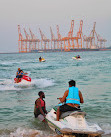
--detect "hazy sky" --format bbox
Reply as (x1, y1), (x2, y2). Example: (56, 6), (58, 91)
(0, 0), (111, 53)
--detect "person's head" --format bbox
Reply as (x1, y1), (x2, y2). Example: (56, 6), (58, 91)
(38, 91), (45, 98)
(68, 80), (76, 87)
(18, 68), (21, 72)
(20, 70), (23, 72)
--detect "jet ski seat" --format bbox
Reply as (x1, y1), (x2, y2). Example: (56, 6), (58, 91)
(60, 110), (86, 119)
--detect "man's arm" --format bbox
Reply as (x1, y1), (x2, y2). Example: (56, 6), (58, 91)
(44, 102), (47, 114)
(36, 99), (46, 117)
(16, 72), (18, 76)
(59, 90), (68, 103)
(79, 90), (84, 103)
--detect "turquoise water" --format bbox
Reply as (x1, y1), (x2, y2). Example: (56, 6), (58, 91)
(0, 51), (111, 137)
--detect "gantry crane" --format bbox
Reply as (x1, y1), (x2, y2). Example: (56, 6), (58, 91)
(39, 28), (50, 50)
(18, 25), (29, 53)
(62, 20), (74, 51)
(18, 20), (107, 53)
(29, 28), (40, 51)
(50, 27), (57, 50)
(96, 34), (107, 48)
(83, 22), (107, 49)
(24, 28), (31, 52)
(56, 25), (62, 51)
(83, 22), (97, 49)
(62, 20), (83, 51)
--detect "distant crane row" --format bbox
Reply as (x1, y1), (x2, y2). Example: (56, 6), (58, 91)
(18, 20), (107, 53)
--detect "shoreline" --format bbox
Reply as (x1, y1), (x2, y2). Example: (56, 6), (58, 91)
(0, 48), (111, 54)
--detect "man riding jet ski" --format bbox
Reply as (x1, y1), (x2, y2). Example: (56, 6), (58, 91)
(56, 80), (84, 121)
(14, 68), (31, 83)
(46, 80), (104, 136)
(72, 55), (82, 60)
(39, 56), (46, 62)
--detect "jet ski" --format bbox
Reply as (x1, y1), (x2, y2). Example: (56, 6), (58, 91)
(14, 75), (31, 84)
(40, 58), (46, 62)
(46, 104), (104, 137)
(72, 56), (82, 60)
(39, 57), (46, 62)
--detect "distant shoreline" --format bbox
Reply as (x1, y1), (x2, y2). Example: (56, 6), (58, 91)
(0, 48), (111, 54)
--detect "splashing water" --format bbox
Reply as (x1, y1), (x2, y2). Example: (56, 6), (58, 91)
(0, 78), (55, 91)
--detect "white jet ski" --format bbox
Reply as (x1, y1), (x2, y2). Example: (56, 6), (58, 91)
(46, 105), (104, 137)
(72, 57), (82, 60)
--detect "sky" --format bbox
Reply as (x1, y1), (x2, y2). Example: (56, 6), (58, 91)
(0, 0), (111, 53)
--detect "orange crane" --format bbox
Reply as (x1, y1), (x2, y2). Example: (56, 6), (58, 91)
(62, 20), (83, 51)
(76, 20), (83, 48)
(83, 22), (107, 49)
(96, 34), (107, 48)
(39, 28), (50, 50)
(18, 25), (26, 53)
(24, 28), (31, 52)
(50, 27), (57, 50)
(29, 28), (40, 51)
(56, 25), (62, 51)
(83, 22), (97, 49)
(71, 20), (83, 49)
(62, 20), (74, 51)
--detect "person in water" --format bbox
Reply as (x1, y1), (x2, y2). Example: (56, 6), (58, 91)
(34, 91), (47, 122)
(16, 68), (27, 83)
(56, 80), (84, 121)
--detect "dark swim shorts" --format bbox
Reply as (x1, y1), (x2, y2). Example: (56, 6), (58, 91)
(59, 104), (81, 112)
(16, 75), (22, 78)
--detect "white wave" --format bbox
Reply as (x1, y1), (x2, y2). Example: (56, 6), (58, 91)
(0, 79), (20, 91)
(0, 78), (55, 91)
(101, 123), (111, 136)
(9, 127), (57, 137)
(10, 127), (42, 137)
(32, 78), (55, 88)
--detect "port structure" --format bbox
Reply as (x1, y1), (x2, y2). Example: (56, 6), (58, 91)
(56, 25), (63, 51)
(50, 26), (57, 50)
(96, 34), (107, 48)
(83, 22), (107, 49)
(18, 20), (107, 53)
(18, 25), (40, 53)
(29, 28), (40, 51)
(18, 25), (27, 53)
(62, 20), (83, 51)
(39, 28), (50, 51)
(50, 25), (63, 51)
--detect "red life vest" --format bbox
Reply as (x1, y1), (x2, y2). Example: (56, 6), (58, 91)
(36, 98), (45, 108)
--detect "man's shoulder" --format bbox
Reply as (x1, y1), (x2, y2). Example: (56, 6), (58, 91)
(65, 89), (69, 95)
(36, 98), (41, 102)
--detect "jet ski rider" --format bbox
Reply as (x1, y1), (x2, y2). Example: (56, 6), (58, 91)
(56, 80), (84, 121)
(34, 91), (47, 122)
(16, 68), (27, 83)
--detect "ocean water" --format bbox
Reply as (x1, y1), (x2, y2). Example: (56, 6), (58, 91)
(0, 51), (111, 137)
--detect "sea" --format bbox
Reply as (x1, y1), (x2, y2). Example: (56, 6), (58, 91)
(0, 51), (111, 137)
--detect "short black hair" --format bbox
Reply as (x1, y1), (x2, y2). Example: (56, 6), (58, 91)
(38, 91), (44, 96)
(68, 80), (76, 86)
